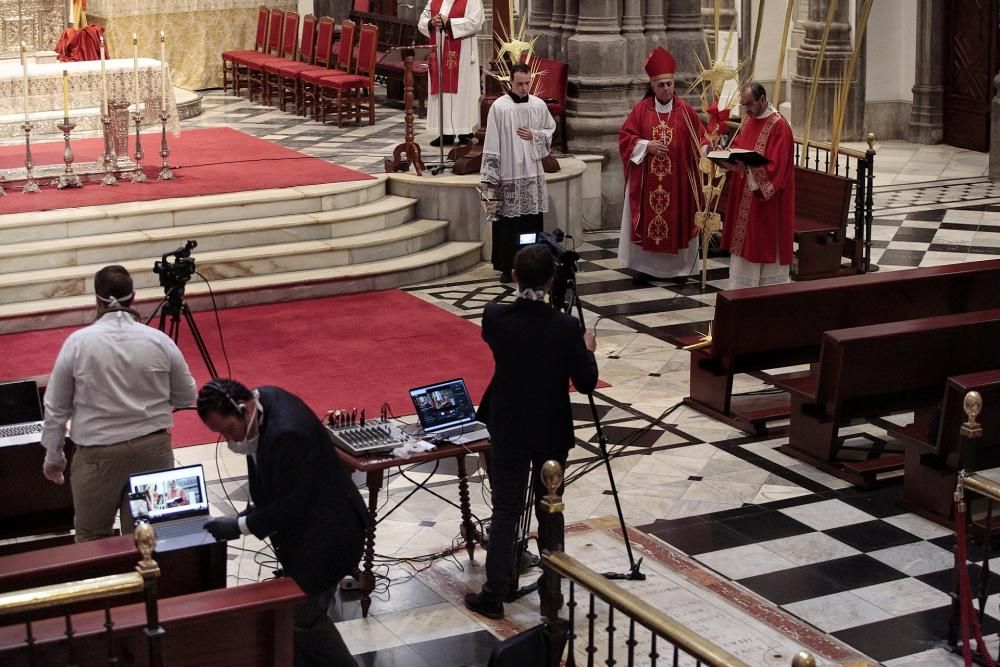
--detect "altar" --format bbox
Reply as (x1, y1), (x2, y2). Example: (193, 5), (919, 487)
(87, 0), (295, 91)
(0, 58), (179, 138)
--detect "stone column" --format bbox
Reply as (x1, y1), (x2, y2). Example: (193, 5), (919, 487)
(664, 0), (705, 104)
(908, 0), (944, 144)
(622, 0), (647, 75)
(990, 73), (1000, 179)
(644, 0), (668, 56)
(700, 0), (737, 58)
(790, 0), (862, 141)
(549, 0), (568, 61)
(566, 0), (633, 227)
(528, 0), (557, 58)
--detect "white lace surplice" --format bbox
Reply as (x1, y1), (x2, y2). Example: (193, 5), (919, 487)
(418, 0), (485, 136)
(481, 94), (556, 218)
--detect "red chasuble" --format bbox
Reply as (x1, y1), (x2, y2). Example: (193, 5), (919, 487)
(619, 96), (704, 254)
(427, 0), (468, 95)
(721, 111), (795, 264)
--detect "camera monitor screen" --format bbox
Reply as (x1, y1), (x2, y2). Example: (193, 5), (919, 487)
(518, 232), (539, 246)
(409, 378), (478, 433)
(127, 464), (209, 522)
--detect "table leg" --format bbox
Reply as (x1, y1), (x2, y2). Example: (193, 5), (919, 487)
(360, 469), (383, 618)
(456, 454), (478, 561)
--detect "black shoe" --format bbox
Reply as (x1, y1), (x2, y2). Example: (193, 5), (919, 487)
(464, 590), (504, 619)
(499, 271), (513, 284)
(632, 271), (652, 286)
(430, 134), (455, 147)
(457, 133), (474, 144)
(669, 275), (689, 285)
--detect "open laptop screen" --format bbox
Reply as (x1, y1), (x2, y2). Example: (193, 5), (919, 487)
(0, 380), (42, 426)
(409, 378), (477, 433)
(128, 464), (209, 522)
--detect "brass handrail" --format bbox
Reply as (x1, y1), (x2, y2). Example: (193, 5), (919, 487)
(0, 573), (146, 617)
(543, 552), (751, 667)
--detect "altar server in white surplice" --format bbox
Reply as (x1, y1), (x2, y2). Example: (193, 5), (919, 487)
(418, 0), (485, 147)
(481, 63), (556, 283)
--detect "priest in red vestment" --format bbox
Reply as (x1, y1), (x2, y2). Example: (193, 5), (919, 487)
(617, 47), (705, 284)
(720, 82), (795, 288)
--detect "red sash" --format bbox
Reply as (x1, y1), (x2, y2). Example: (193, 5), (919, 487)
(427, 0), (468, 95)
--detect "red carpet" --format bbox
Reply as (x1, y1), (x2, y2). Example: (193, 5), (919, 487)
(0, 127), (373, 215)
(0, 291), (493, 447)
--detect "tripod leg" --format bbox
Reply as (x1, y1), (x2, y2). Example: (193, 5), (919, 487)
(180, 303), (220, 378)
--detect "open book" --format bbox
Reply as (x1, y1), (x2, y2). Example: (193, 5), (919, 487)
(707, 148), (770, 167)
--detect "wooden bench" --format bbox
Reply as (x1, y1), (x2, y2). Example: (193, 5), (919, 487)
(350, 9), (428, 116)
(770, 309), (1000, 485)
(0, 578), (303, 666)
(890, 370), (1000, 526)
(683, 259), (1000, 434)
(794, 167), (854, 279)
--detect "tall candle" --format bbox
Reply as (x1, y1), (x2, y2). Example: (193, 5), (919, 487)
(62, 70), (69, 121)
(160, 31), (166, 110)
(132, 33), (139, 112)
(20, 44), (29, 123)
(99, 35), (108, 116)
(68, 0), (74, 26)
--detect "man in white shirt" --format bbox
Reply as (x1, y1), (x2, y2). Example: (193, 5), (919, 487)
(41, 265), (197, 542)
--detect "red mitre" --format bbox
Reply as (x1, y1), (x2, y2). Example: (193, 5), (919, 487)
(644, 47), (676, 80)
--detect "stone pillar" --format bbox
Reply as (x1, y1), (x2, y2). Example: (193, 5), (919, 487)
(990, 73), (1000, 179)
(700, 0), (737, 58)
(549, 0), (568, 61)
(908, 0), (944, 144)
(622, 0), (647, 75)
(664, 0), (705, 105)
(644, 0), (668, 56)
(790, 0), (861, 142)
(566, 0), (633, 227)
(528, 0), (557, 58)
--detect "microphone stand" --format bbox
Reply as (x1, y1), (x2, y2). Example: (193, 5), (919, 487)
(430, 23), (450, 175)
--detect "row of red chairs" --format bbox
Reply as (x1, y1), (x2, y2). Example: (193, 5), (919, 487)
(221, 7), (379, 127)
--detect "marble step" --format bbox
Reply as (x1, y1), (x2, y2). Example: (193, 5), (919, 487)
(0, 176), (389, 245)
(0, 219), (450, 305)
(0, 241), (484, 334)
(0, 194), (419, 273)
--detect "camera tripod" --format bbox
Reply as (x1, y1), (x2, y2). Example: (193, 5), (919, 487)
(146, 285), (219, 379)
(504, 255), (644, 601)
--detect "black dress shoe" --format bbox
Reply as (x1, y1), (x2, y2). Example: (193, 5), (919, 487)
(499, 271), (513, 284)
(669, 275), (689, 285)
(464, 590), (504, 619)
(430, 134), (455, 147)
(632, 272), (652, 286)
(457, 133), (474, 144)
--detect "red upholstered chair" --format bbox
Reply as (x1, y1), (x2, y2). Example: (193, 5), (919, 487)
(265, 14), (317, 112)
(528, 56), (569, 153)
(301, 18), (355, 120)
(291, 17), (337, 118)
(245, 10), (299, 104)
(231, 8), (284, 99)
(222, 5), (268, 95)
(318, 22), (378, 127)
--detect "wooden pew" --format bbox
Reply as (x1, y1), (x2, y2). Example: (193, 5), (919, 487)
(794, 167), (854, 280)
(684, 259), (1000, 434)
(892, 370), (1000, 526)
(0, 578), (304, 666)
(770, 309), (1000, 485)
(350, 9), (428, 116)
(0, 535), (227, 600)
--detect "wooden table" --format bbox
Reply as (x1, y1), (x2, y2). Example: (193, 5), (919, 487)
(337, 439), (491, 617)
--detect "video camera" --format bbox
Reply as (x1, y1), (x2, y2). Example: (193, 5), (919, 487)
(517, 229), (579, 312)
(153, 240), (198, 293)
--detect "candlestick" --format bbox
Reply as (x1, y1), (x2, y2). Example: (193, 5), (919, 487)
(21, 123), (39, 194)
(160, 31), (167, 110)
(56, 120), (82, 189)
(99, 35), (108, 116)
(133, 33), (140, 112)
(130, 112), (147, 184)
(20, 44), (29, 124)
(62, 70), (69, 121)
(100, 114), (118, 187)
(158, 111), (174, 181)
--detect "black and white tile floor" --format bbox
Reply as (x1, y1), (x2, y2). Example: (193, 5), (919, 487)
(48, 88), (1000, 664)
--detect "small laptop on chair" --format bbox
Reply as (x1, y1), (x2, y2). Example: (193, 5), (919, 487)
(0, 380), (44, 447)
(409, 378), (490, 444)
(127, 464), (215, 551)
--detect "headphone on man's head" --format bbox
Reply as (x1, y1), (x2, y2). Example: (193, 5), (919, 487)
(203, 379), (247, 416)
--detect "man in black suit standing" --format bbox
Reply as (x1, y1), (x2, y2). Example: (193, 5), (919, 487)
(465, 244), (599, 619)
(198, 379), (368, 667)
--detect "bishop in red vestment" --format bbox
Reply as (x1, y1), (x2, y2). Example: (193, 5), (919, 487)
(720, 82), (795, 288)
(618, 47), (705, 283)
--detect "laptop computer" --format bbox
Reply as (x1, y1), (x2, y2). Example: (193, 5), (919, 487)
(127, 464), (215, 551)
(409, 378), (490, 444)
(0, 380), (44, 447)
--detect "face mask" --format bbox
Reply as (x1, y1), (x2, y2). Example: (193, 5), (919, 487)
(227, 395), (260, 456)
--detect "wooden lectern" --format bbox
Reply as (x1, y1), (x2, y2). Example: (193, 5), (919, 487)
(383, 45), (434, 175)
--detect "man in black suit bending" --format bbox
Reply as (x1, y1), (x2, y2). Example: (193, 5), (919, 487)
(465, 244), (599, 619)
(198, 379), (368, 666)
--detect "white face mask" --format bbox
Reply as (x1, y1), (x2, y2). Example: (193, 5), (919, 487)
(227, 392), (261, 456)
